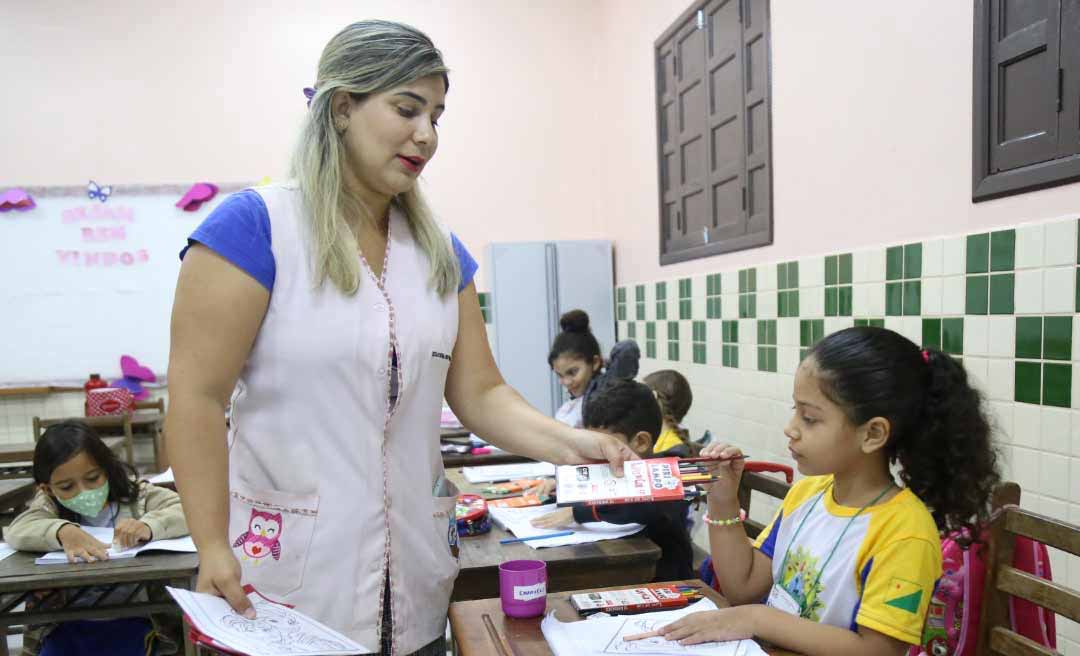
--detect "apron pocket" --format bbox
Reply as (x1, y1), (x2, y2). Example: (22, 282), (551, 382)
(229, 481), (319, 598)
(432, 480), (461, 585)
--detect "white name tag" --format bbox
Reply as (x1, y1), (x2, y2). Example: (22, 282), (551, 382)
(513, 582), (547, 601)
(766, 584), (801, 616)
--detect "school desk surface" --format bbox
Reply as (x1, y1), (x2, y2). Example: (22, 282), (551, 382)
(448, 579), (802, 656)
(447, 468), (662, 602)
(0, 550), (199, 656)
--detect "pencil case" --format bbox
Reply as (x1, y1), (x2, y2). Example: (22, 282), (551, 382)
(455, 494), (491, 537)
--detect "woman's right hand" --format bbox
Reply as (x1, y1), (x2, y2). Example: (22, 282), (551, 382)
(699, 443), (746, 501)
(57, 524), (110, 563)
(196, 544), (255, 618)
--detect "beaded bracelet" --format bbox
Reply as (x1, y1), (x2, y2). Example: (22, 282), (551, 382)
(703, 513), (744, 527)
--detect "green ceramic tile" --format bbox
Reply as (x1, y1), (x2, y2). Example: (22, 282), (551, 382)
(788, 262), (799, 289)
(966, 276), (989, 315)
(628, 322), (636, 339)
(942, 318), (964, 354)
(778, 292), (788, 318)
(854, 319), (867, 327)
(757, 320), (767, 344)
(646, 322), (656, 338)
(838, 254), (853, 285)
(693, 343), (706, 364)
(903, 281), (921, 316)
(813, 319), (824, 343)
(904, 243), (923, 279)
(757, 347), (767, 371)
(747, 295), (756, 318)
(825, 255), (838, 286)
(707, 297), (721, 319)
(707, 274), (721, 296)
(886, 283), (903, 316)
(680, 299), (692, 320)
(1016, 317), (1042, 359)
(777, 263), (788, 290)
(680, 278), (692, 298)
(1044, 316), (1073, 361)
(636, 285), (645, 302)
(886, 246), (904, 281)
(636, 302), (645, 321)
(693, 321), (706, 342)
(923, 319), (942, 349)
(646, 340), (656, 359)
(617, 288), (626, 303)
(800, 320), (812, 347)
(656, 282), (667, 300)
(482, 308), (491, 323)
(791, 291), (801, 317)
(839, 285), (853, 316)
(729, 320), (739, 342)
(767, 320), (777, 345)
(869, 319), (885, 328)
(748, 268), (757, 292)
(1014, 362), (1041, 404)
(723, 344), (739, 368)
(967, 233), (990, 274)
(825, 287), (838, 316)
(1076, 267), (1080, 312)
(1044, 363), (1072, 407)
(657, 300), (667, 320)
(768, 348), (777, 372)
(738, 295), (747, 318)
(617, 305), (626, 321)
(739, 269), (747, 293)
(988, 274), (1015, 315)
(668, 342), (680, 361)
(990, 229), (1016, 272)
(722, 346), (730, 367)
(668, 321), (679, 339)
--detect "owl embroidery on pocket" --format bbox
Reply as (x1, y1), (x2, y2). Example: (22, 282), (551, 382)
(233, 509), (283, 565)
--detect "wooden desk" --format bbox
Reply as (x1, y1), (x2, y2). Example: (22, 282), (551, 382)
(444, 451), (534, 468)
(0, 551), (199, 656)
(448, 579), (802, 656)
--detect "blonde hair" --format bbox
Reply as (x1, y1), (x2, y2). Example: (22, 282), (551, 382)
(290, 20), (460, 296)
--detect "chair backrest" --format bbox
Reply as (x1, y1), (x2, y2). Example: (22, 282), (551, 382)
(978, 485), (1080, 655)
(134, 398), (165, 413)
(737, 462), (794, 539)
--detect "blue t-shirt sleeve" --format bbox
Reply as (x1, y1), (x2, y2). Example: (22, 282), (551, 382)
(452, 233), (478, 292)
(179, 190), (275, 291)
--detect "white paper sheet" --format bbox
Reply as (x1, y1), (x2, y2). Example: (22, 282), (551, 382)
(462, 462), (555, 483)
(35, 526), (197, 564)
(542, 598), (768, 656)
(0, 542), (17, 562)
(167, 587), (371, 655)
(147, 468), (174, 484)
(489, 503), (643, 548)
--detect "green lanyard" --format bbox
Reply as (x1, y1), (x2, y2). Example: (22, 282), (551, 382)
(775, 481), (894, 617)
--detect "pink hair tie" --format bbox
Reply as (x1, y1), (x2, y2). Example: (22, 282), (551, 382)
(921, 350), (930, 364)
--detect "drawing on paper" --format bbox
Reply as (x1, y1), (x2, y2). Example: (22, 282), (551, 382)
(603, 616), (721, 654)
(219, 601), (345, 653)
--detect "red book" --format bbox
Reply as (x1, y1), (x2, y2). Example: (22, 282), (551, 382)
(555, 458), (686, 508)
(569, 586), (695, 615)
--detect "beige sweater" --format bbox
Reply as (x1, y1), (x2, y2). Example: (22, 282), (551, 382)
(4, 480), (188, 551)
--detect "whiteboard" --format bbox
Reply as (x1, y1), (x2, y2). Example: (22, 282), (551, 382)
(0, 183), (246, 386)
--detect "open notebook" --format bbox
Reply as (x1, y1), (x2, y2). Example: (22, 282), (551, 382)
(35, 525), (196, 564)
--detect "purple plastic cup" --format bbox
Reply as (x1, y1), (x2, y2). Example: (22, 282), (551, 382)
(499, 559), (547, 618)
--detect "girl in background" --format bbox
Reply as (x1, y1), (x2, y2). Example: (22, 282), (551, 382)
(548, 309), (639, 427)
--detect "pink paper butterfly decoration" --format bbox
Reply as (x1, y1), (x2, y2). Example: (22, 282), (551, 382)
(175, 183), (219, 211)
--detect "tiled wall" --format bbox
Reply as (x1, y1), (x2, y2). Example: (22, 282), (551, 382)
(619, 213), (1080, 650)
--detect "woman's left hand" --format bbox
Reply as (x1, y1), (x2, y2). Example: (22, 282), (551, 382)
(647, 607), (757, 645)
(563, 429), (639, 473)
(113, 519), (152, 550)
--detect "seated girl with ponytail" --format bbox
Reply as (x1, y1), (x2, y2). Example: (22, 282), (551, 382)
(548, 309), (639, 428)
(643, 369), (693, 457)
(641, 327), (1000, 656)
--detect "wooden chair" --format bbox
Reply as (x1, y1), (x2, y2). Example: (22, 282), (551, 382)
(32, 414), (135, 465)
(738, 462), (794, 539)
(134, 398), (168, 471)
(978, 481), (1078, 655)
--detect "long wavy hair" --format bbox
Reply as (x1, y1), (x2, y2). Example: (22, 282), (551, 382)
(808, 327), (1001, 547)
(291, 20), (460, 296)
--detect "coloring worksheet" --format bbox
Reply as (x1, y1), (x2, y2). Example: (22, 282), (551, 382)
(167, 587), (371, 655)
(603, 615), (751, 655)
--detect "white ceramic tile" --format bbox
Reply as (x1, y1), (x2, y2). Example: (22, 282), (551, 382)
(852, 284), (869, 317)
(942, 275), (965, 315)
(1014, 403), (1043, 449)
(990, 400), (1014, 444)
(1012, 446), (1041, 493)
(825, 318), (853, 336)
(1045, 219), (1077, 267)
(1043, 406), (1072, 454)
(1015, 269), (1044, 314)
(964, 316), (989, 356)
(777, 318), (798, 347)
(759, 265), (777, 292)
(1044, 496), (1069, 522)
(965, 357), (990, 394)
(865, 282), (886, 316)
(986, 359), (1015, 401)
(998, 444), (1015, 482)
(692, 295), (706, 320)
(1075, 372), (1080, 411)
(758, 292), (777, 319)
(1071, 411), (1080, 456)
(1015, 223), (1045, 269)
(802, 287), (824, 318)
(1042, 452), (1069, 499)
(855, 249), (885, 283)
(918, 278), (940, 317)
(721, 294), (738, 320)
(799, 256), (824, 288)
(901, 317), (922, 345)
(778, 346), (799, 375)
(987, 316), (1016, 357)
(722, 274), (739, 296)
(1044, 266), (1075, 314)
(740, 319), (757, 345)
(739, 344), (754, 368)
(884, 317), (903, 333)
(942, 236), (965, 276)
(923, 239), (944, 277)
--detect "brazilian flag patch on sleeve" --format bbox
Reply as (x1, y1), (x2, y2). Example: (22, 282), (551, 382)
(884, 577), (924, 614)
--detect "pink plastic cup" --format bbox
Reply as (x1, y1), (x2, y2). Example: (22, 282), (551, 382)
(499, 559), (547, 618)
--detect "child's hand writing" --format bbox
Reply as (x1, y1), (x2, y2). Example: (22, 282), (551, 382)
(626, 607), (756, 645)
(113, 519), (152, 550)
(697, 443), (746, 500)
(57, 524), (110, 563)
(530, 507), (574, 529)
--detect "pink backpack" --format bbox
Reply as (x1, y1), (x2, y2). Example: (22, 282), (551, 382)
(910, 528), (1055, 656)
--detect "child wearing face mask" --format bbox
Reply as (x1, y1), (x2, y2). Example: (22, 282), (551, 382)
(5, 420), (189, 656)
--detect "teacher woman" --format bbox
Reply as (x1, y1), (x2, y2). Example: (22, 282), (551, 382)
(165, 20), (634, 656)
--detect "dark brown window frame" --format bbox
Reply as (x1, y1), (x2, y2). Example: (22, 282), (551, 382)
(655, 0), (774, 266)
(973, 0), (1080, 202)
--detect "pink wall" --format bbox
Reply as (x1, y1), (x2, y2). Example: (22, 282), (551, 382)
(0, 1), (613, 280)
(594, 0), (1080, 285)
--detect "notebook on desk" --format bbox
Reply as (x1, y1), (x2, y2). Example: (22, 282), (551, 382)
(34, 525), (196, 564)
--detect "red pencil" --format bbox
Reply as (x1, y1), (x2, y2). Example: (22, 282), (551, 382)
(679, 454), (750, 464)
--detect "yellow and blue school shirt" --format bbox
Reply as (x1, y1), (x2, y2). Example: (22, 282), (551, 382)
(753, 475), (942, 645)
